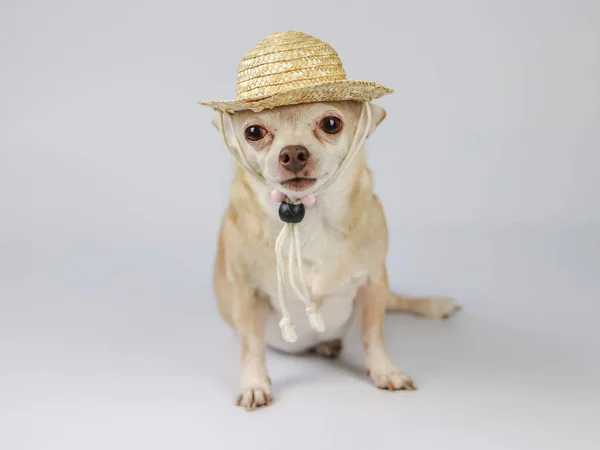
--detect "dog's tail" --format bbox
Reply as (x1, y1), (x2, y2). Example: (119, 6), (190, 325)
(386, 292), (461, 319)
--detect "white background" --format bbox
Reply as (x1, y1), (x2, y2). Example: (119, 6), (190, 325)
(1, 1), (599, 449)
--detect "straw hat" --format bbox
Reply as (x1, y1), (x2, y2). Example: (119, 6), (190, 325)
(198, 30), (393, 113)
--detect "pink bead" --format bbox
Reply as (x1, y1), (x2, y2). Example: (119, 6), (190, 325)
(301, 194), (316, 207)
(270, 190), (286, 202)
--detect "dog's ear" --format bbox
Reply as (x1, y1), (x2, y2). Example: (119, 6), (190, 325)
(367, 103), (387, 137)
(211, 113), (222, 132)
(211, 112), (240, 148)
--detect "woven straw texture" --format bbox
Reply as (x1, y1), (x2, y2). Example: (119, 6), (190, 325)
(199, 31), (393, 113)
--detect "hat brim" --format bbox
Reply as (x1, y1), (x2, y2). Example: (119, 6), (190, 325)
(198, 80), (393, 113)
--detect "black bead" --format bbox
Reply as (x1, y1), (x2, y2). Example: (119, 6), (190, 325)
(278, 202), (305, 223)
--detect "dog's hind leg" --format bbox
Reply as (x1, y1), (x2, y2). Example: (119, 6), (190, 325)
(308, 339), (343, 359)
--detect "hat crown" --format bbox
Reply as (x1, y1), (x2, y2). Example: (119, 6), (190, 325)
(235, 31), (347, 101)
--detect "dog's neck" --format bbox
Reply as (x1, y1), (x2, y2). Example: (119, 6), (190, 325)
(240, 149), (373, 234)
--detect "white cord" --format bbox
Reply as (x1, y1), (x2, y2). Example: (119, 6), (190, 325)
(219, 101), (372, 343)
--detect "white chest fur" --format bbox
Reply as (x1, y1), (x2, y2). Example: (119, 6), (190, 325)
(260, 207), (369, 352)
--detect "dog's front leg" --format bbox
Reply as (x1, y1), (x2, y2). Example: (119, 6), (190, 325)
(232, 283), (272, 410)
(357, 265), (416, 391)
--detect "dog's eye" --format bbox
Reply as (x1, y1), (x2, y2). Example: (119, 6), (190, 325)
(244, 125), (267, 141)
(320, 116), (342, 134)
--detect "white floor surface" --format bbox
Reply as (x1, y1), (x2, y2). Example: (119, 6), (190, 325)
(1, 225), (599, 450)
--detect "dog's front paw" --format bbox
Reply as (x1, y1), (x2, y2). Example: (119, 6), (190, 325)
(367, 364), (416, 391)
(420, 296), (461, 319)
(236, 382), (272, 410)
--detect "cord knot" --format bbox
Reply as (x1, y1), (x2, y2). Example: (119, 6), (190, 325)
(305, 304), (325, 332)
(278, 316), (298, 343)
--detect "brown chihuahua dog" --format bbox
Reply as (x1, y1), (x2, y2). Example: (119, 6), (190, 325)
(211, 100), (459, 410)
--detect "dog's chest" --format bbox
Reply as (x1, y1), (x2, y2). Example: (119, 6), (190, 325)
(261, 215), (367, 298)
(259, 216), (368, 349)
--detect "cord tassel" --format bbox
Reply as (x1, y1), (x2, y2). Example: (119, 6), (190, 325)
(305, 304), (325, 332)
(279, 316), (298, 343)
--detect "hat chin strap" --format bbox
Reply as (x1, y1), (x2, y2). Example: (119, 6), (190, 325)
(218, 101), (372, 343)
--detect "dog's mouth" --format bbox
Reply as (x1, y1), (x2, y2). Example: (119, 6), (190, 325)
(280, 177), (317, 191)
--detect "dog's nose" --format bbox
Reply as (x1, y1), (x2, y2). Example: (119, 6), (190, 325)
(279, 145), (310, 173)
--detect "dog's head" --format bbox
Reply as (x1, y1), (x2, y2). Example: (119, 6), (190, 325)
(212, 101), (387, 197)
